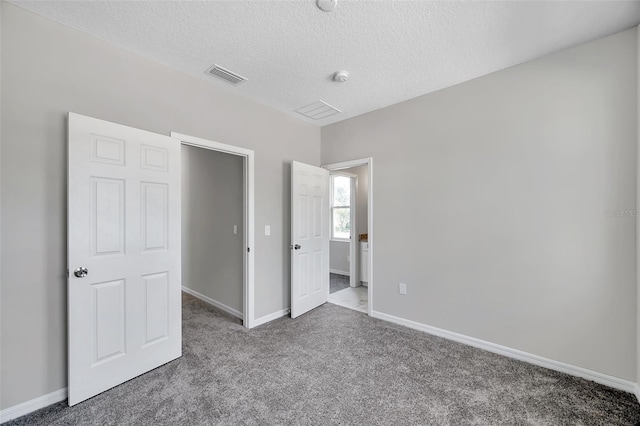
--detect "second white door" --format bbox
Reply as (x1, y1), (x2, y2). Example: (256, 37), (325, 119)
(291, 161), (330, 318)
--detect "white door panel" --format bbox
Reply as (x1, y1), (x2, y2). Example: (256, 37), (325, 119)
(68, 113), (181, 405)
(291, 161), (329, 318)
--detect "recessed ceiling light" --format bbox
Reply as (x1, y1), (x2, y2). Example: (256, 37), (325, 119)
(317, 0), (337, 12)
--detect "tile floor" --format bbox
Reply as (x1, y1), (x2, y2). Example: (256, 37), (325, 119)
(328, 285), (368, 313)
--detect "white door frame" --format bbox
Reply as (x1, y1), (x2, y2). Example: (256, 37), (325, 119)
(323, 158), (373, 316)
(171, 132), (256, 329)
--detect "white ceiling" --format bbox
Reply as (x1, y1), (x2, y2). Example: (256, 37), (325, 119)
(11, 0), (640, 126)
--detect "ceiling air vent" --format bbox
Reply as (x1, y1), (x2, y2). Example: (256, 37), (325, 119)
(295, 100), (341, 120)
(205, 64), (247, 85)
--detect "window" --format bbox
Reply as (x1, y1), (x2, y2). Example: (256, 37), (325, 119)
(331, 174), (351, 240)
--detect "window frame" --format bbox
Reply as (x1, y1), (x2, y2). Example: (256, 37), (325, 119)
(330, 172), (355, 242)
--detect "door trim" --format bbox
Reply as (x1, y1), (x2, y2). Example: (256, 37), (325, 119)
(322, 158), (373, 316)
(171, 132), (256, 329)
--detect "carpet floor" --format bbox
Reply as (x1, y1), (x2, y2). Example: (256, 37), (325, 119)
(6, 293), (640, 425)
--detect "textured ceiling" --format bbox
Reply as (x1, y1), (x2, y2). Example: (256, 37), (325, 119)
(10, 1), (640, 126)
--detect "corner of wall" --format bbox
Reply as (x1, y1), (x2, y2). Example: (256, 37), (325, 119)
(636, 23), (640, 400)
(0, 0), (5, 410)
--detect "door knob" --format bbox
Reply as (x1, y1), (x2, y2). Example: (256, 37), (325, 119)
(74, 267), (88, 278)
(293, 244), (301, 250)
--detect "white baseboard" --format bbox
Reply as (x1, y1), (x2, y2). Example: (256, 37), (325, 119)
(330, 269), (349, 276)
(0, 388), (67, 423)
(370, 310), (636, 394)
(181, 286), (242, 319)
(253, 307), (290, 328)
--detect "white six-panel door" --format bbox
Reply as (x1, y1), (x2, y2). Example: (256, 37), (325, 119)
(291, 161), (329, 318)
(68, 113), (181, 405)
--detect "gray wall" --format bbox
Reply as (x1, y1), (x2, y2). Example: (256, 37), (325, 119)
(349, 165), (369, 237)
(0, 4), (320, 410)
(637, 24), (640, 389)
(330, 241), (350, 274)
(322, 28), (638, 380)
(0, 0), (3, 410)
(182, 145), (244, 313)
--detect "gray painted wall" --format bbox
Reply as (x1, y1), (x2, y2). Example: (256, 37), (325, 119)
(322, 28), (638, 381)
(0, 0), (3, 411)
(346, 165), (369, 237)
(182, 145), (244, 313)
(0, 4), (320, 409)
(330, 241), (350, 274)
(637, 24), (640, 389)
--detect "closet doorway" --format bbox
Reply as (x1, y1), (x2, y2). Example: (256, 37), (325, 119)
(172, 132), (256, 328)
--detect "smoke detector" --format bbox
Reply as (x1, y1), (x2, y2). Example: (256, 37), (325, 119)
(317, 0), (337, 12)
(333, 70), (349, 82)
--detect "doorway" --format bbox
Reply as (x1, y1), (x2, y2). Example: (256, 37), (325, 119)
(324, 159), (373, 315)
(171, 132), (256, 329)
(181, 145), (244, 320)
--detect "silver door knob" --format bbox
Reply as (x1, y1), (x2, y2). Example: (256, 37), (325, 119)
(294, 244), (301, 250)
(74, 267), (88, 278)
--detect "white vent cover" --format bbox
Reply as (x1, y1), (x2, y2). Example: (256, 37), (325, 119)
(205, 64), (247, 85)
(295, 100), (341, 120)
